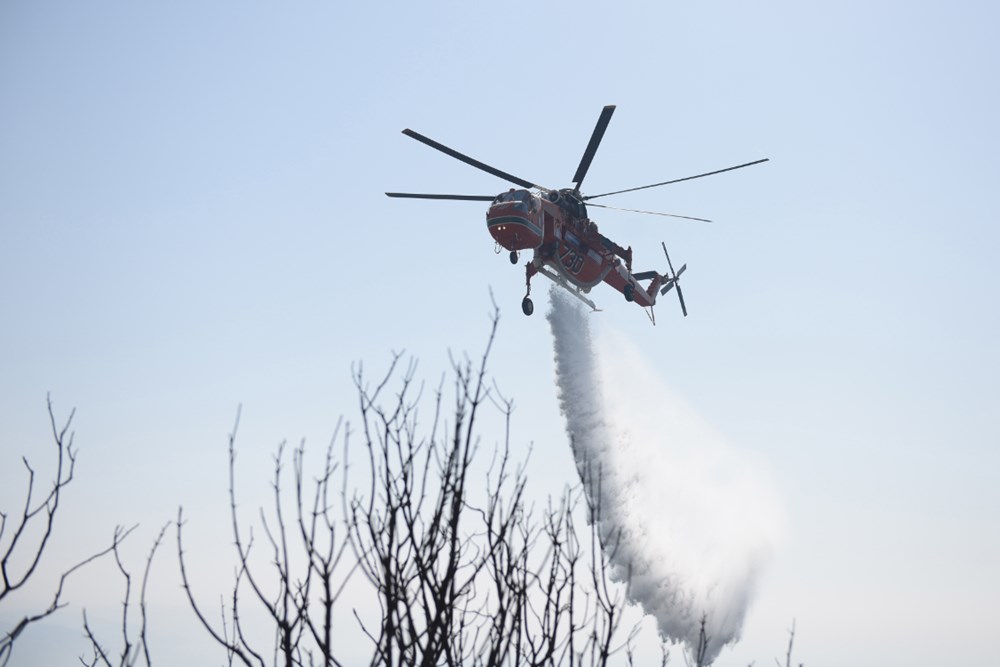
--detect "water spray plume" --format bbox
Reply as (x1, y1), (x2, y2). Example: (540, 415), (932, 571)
(547, 288), (783, 664)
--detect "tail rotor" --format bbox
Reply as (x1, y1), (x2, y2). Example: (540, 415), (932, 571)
(660, 242), (688, 317)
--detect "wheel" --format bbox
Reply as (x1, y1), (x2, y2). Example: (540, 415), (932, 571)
(509, 250), (518, 264)
(521, 297), (534, 316)
(624, 283), (635, 302)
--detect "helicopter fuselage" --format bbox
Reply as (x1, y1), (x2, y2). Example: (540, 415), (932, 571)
(486, 189), (659, 308)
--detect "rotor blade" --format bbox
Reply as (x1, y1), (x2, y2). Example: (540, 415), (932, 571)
(675, 264), (687, 278)
(661, 242), (676, 277)
(572, 105), (616, 190)
(386, 192), (495, 201)
(587, 203), (711, 223)
(584, 158), (770, 200)
(675, 283), (688, 317)
(402, 129), (539, 190)
(660, 280), (675, 296)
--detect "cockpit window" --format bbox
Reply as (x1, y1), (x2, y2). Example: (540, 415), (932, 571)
(493, 190), (537, 211)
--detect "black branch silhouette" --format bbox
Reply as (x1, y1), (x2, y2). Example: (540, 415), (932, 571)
(3, 323), (803, 667)
(0, 398), (135, 667)
(80, 522), (170, 667)
(176, 306), (652, 667)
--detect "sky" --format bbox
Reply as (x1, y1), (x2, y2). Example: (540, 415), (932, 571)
(1, 1), (998, 665)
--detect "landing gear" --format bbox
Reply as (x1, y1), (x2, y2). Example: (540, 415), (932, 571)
(509, 250), (519, 264)
(624, 283), (635, 302)
(522, 262), (539, 316)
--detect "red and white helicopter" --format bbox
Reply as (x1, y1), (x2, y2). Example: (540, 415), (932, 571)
(387, 105), (767, 321)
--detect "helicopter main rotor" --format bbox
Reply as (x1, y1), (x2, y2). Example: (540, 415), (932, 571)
(386, 106), (768, 219)
(572, 104), (616, 193)
(583, 158), (770, 201)
(400, 128), (541, 191)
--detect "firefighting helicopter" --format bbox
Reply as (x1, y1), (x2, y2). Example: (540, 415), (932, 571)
(386, 105), (767, 320)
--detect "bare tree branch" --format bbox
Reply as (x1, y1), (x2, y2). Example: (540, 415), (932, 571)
(177, 304), (662, 667)
(1, 399), (135, 667)
(78, 522), (170, 667)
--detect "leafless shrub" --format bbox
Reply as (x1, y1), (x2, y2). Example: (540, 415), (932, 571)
(684, 615), (710, 667)
(80, 523), (170, 667)
(176, 411), (357, 667)
(0, 398), (133, 667)
(177, 307), (652, 666)
(775, 619), (801, 667)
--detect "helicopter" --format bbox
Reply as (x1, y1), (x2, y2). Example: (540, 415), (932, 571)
(386, 105), (767, 321)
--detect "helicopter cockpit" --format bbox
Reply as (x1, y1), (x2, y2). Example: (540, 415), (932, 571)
(492, 189), (539, 212)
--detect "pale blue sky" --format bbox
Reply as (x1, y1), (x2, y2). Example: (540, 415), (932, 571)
(1, 1), (998, 665)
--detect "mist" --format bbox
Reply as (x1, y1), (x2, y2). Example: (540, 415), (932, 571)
(547, 288), (783, 663)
